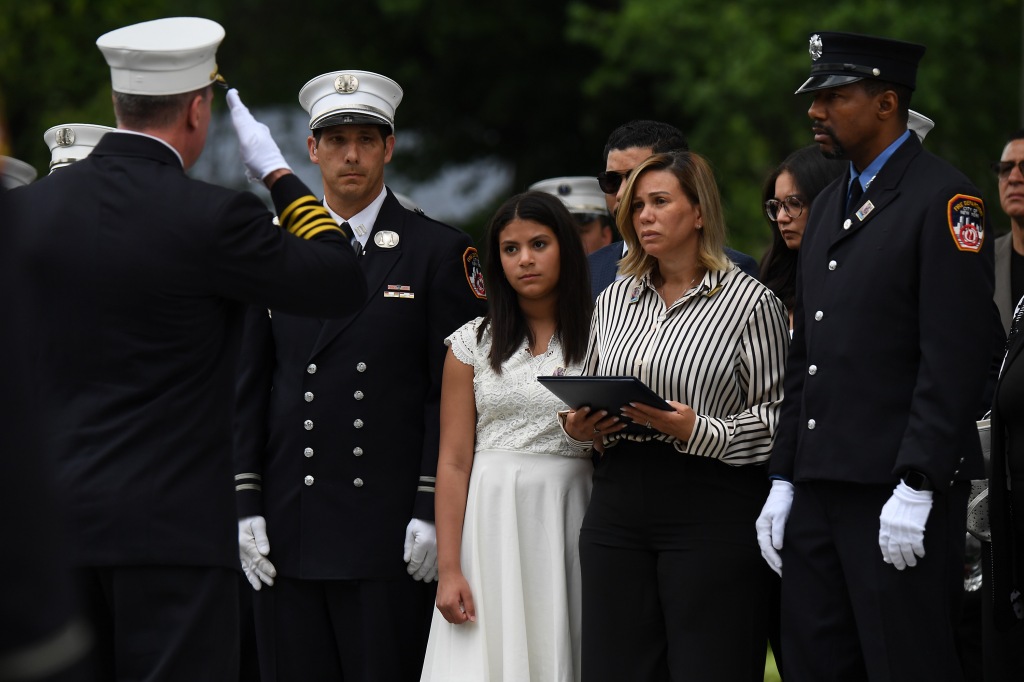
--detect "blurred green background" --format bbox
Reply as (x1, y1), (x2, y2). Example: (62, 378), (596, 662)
(2, 0), (1021, 259)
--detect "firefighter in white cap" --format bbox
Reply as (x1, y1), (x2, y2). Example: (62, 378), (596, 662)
(529, 175), (615, 254)
(233, 70), (486, 680)
(5, 16), (366, 680)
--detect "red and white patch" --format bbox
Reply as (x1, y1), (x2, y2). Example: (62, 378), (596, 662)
(463, 247), (487, 299)
(947, 194), (985, 253)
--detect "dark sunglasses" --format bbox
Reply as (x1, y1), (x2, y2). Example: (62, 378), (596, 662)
(764, 195), (806, 222)
(992, 160), (1024, 179)
(596, 168), (634, 194)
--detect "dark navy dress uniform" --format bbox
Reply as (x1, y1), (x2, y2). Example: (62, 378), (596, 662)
(6, 131), (363, 681)
(771, 132), (993, 680)
(234, 188), (487, 680)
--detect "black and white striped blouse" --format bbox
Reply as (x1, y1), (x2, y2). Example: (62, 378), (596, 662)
(586, 266), (789, 466)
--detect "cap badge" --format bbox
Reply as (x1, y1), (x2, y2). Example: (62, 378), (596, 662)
(374, 230), (400, 248)
(809, 34), (823, 61)
(334, 74), (359, 94)
(55, 127), (76, 147)
(558, 184), (572, 196)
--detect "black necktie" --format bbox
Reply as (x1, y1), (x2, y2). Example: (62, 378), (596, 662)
(846, 180), (864, 215)
(341, 221), (362, 256)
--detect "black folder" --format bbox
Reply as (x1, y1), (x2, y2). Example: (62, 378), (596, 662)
(537, 375), (672, 435)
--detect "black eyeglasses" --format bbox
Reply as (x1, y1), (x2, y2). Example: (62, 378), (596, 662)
(764, 196), (806, 222)
(596, 168), (634, 194)
(992, 160), (1024, 180)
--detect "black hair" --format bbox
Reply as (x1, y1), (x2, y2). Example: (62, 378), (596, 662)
(859, 79), (912, 124)
(758, 145), (846, 309)
(603, 120), (689, 162)
(312, 123), (391, 144)
(478, 191), (593, 373)
(112, 86), (208, 129)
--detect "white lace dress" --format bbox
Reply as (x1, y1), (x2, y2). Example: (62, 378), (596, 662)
(420, 318), (593, 682)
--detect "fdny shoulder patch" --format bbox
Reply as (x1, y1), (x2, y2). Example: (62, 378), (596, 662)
(947, 194), (985, 253)
(463, 247), (486, 300)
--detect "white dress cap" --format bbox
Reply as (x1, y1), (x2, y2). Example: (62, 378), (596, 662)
(908, 109), (934, 142)
(529, 176), (608, 215)
(299, 71), (403, 131)
(96, 17), (225, 96)
(44, 123), (115, 172)
(1, 156), (38, 189)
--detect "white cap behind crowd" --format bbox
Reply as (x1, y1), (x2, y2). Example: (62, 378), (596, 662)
(908, 110), (934, 142)
(96, 17), (225, 96)
(44, 124), (114, 172)
(529, 176), (608, 216)
(1, 156), (38, 189)
(299, 71), (403, 132)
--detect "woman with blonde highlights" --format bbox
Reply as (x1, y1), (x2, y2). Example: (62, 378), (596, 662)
(564, 151), (790, 681)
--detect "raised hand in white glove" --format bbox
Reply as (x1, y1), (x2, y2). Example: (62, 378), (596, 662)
(756, 479), (794, 577)
(225, 88), (291, 183)
(239, 515), (277, 590)
(404, 518), (438, 582)
(878, 480), (933, 570)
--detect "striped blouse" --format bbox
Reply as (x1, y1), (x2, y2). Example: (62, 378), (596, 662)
(586, 266), (789, 466)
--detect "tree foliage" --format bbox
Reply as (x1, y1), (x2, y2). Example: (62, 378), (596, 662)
(2, 0), (1020, 253)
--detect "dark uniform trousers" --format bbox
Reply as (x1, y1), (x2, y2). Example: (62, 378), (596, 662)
(781, 481), (970, 682)
(235, 189), (486, 681)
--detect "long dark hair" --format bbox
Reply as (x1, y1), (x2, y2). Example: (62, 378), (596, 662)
(478, 191), (592, 373)
(759, 145), (846, 310)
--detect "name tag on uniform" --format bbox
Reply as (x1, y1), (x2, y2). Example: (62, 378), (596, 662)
(384, 284), (414, 299)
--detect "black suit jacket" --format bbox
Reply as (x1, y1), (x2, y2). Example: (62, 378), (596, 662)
(234, 189), (487, 580)
(771, 135), (993, 490)
(7, 132), (364, 569)
(588, 241), (759, 300)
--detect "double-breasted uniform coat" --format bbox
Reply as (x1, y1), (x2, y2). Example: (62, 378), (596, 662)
(770, 133), (994, 680)
(233, 188), (486, 676)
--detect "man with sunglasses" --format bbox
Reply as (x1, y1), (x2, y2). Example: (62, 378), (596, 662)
(993, 130), (1024, 333)
(589, 120), (758, 300)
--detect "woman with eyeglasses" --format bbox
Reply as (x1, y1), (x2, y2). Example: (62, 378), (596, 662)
(563, 151), (789, 681)
(759, 146), (846, 329)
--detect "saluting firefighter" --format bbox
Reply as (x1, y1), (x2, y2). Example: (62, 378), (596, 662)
(234, 70), (488, 681)
(5, 17), (365, 681)
(756, 32), (994, 681)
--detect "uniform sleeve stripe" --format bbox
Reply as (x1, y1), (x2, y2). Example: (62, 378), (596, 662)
(417, 485), (436, 494)
(235, 473), (262, 481)
(279, 198), (342, 240)
(419, 476), (437, 483)
(235, 483), (262, 492)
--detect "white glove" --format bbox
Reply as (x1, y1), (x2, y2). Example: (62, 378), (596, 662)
(879, 480), (933, 570)
(239, 515), (277, 590)
(225, 89), (290, 182)
(403, 518), (438, 582)
(755, 480), (794, 577)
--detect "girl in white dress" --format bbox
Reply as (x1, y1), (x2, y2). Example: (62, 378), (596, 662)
(421, 191), (595, 682)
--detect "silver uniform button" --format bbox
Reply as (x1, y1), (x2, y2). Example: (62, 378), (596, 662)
(808, 365), (817, 375)
(304, 419), (314, 430)
(304, 447), (314, 458)
(354, 390), (364, 400)
(354, 419), (364, 429)
(353, 447), (364, 456)
(304, 391), (314, 402)
(807, 419), (817, 430)
(353, 478), (364, 488)
(828, 260), (837, 271)
(307, 363), (317, 374)
(814, 310), (824, 321)
(356, 362), (367, 372)
(843, 219), (852, 230)
(304, 475), (314, 486)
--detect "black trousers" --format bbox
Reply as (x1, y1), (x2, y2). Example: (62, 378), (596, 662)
(781, 481), (969, 682)
(579, 441), (772, 682)
(252, 574), (436, 681)
(62, 565), (239, 682)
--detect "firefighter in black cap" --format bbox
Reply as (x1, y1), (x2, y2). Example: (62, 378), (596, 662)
(756, 32), (994, 680)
